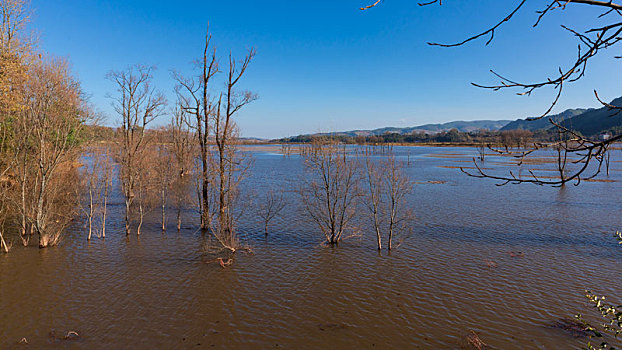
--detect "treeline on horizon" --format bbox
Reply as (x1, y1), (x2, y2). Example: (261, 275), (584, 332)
(278, 126), (622, 146)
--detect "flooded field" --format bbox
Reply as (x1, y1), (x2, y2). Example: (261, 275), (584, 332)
(1, 146), (621, 349)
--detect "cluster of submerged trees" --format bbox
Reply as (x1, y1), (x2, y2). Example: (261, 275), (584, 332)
(0, 0), (414, 254)
(0, 0), (256, 252)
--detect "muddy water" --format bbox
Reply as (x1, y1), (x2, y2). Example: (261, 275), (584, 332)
(1, 146), (621, 349)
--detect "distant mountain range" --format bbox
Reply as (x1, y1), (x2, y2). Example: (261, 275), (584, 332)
(284, 96), (622, 140)
(308, 120), (513, 138)
(502, 96), (622, 136)
(500, 108), (591, 131)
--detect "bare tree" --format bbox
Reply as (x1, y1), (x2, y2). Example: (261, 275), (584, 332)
(384, 154), (414, 250)
(155, 140), (174, 232)
(362, 147), (383, 250)
(107, 64), (166, 236)
(80, 147), (102, 241)
(362, 147), (414, 250)
(172, 29), (218, 231)
(299, 140), (360, 245)
(259, 189), (286, 236)
(99, 147), (113, 239)
(212, 49), (257, 250)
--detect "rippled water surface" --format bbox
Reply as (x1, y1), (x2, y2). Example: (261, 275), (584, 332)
(1, 146), (621, 349)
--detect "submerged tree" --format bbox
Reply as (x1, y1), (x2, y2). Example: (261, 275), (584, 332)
(212, 50), (257, 250)
(361, 1), (622, 346)
(170, 107), (194, 232)
(174, 29), (256, 253)
(299, 140), (360, 245)
(80, 147), (103, 241)
(154, 140), (174, 232)
(172, 29), (218, 231)
(15, 57), (86, 248)
(0, 0), (31, 249)
(362, 147), (414, 250)
(259, 189), (286, 236)
(107, 64), (166, 236)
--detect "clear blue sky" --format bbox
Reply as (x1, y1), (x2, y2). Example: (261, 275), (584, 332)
(29, 0), (622, 138)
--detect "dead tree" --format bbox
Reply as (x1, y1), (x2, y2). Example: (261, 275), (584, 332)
(172, 29), (218, 231)
(107, 65), (165, 235)
(213, 49), (257, 250)
(99, 147), (113, 238)
(259, 189), (286, 236)
(363, 1), (622, 186)
(80, 148), (103, 241)
(384, 154), (413, 250)
(362, 147), (383, 249)
(299, 140), (359, 245)
(362, 147), (414, 250)
(155, 141), (174, 232)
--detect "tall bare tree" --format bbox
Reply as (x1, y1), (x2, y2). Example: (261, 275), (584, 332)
(80, 147), (102, 241)
(107, 65), (165, 236)
(172, 29), (218, 231)
(212, 49), (257, 249)
(362, 148), (383, 250)
(362, 148), (414, 250)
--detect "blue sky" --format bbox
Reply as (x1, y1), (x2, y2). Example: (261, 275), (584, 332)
(29, 1), (622, 138)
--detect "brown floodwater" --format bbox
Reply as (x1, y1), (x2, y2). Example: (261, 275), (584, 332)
(1, 146), (621, 349)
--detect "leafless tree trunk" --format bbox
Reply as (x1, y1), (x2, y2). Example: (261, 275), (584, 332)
(108, 64), (165, 236)
(384, 155), (413, 250)
(259, 189), (286, 236)
(80, 148), (102, 241)
(155, 141), (173, 232)
(212, 49), (257, 250)
(362, 147), (383, 250)
(299, 140), (359, 245)
(173, 29), (218, 232)
(362, 147), (414, 250)
(477, 142), (486, 162)
(100, 147), (113, 238)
